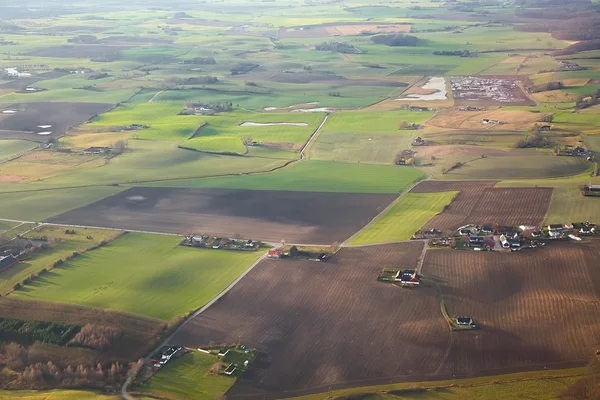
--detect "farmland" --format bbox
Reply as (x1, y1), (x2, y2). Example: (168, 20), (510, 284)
(348, 191), (458, 244)
(422, 240), (600, 378)
(410, 181), (552, 232)
(172, 242), (450, 397)
(1, 0), (600, 398)
(13, 233), (262, 321)
(47, 187), (398, 244)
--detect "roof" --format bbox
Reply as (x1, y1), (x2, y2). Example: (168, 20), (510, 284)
(0, 255), (17, 272)
(548, 224), (563, 229)
(457, 317), (473, 324)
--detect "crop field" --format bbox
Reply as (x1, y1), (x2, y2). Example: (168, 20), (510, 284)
(0, 151), (105, 183)
(184, 111), (323, 156)
(138, 350), (235, 400)
(0, 390), (119, 400)
(140, 160), (426, 194)
(85, 103), (204, 141)
(0, 102), (114, 141)
(0, 296), (163, 363)
(13, 233), (261, 321)
(426, 108), (544, 132)
(0, 225), (120, 295)
(423, 240), (600, 377)
(442, 155), (590, 180)
(0, 140), (37, 161)
(410, 181), (552, 231)
(348, 191), (459, 245)
(47, 187), (397, 244)
(171, 242), (457, 397)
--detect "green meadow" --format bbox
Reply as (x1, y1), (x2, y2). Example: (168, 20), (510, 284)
(13, 233), (261, 321)
(138, 350), (235, 400)
(145, 160), (427, 194)
(348, 191), (458, 245)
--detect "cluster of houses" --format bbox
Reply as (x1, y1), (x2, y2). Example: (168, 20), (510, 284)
(184, 236), (260, 251)
(151, 345), (182, 371)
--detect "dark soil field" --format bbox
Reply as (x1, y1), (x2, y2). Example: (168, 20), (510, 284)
(0, 297), (163, 363)
(0, 71), (67, 90)
(47, 187), (398, 244)
(25, 44), (133, 58)
(172, 242), (454, 398)
(0, 102), (113, 141)
(410, 181), (552, 231)
(423, 240), (600, 376)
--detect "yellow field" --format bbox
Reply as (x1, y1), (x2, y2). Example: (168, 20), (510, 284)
(325, 23), (411, 35)
(531, 90), (576, 103)
(0, 390), (118, 399)
(61, 131), (136, 149)
(0, 151), (105, 182)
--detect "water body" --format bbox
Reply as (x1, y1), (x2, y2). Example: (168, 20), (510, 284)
(397, 77), (448, 101)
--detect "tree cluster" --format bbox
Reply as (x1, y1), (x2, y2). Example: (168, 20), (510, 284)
(433, 50), (471, 57)
(69, 324), (121, 350)
(0, 318), (80, 346)
(315, 41), (360, 54)
(514, 132), (553, 149)
(181, 56), (216, 65)
(371, 33), (419, 47)
(575, 89), (600, 109)
(230, 63), (259, 75)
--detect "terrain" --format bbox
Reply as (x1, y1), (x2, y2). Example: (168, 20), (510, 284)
(0, 0), (600, 399)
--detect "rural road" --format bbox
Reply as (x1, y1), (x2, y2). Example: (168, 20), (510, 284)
(120, 251), (269, 399)
(300, 112), (329, 160)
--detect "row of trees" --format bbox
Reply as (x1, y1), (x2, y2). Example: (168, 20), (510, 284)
(0, 318), (80, 346)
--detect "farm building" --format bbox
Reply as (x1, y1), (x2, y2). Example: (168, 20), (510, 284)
(538, 125), (552, 131)
(482, 119), (500, 125)
(395, 269), (420, 285)
(500, 234), (510, 249)
(267, 249), (282, 259)
(0, 255), (18, 272)
(224, 363), (236, 375)
(582, 185), (600, 197)
(456, 317), (476, 328)
(547, 224), (564, 232)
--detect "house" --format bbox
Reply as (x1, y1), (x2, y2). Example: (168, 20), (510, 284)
(218, 348), (230, 357)
(538, 125), (551, 131)
(395, 269), (420, 285)
(267, 249), (282, 259)
(482, 119), (500, 125)
(483, 237), (496, 249)
(456, 317), (476, 328)
(469, 236), (484, 246)
(410, 106), (429, 112)
(224, 363), (236, 375)
(509, 238), (521, 248)
(0, 255), (18, 272)
(500, 234), (510, 249)
(480, 225), (493, 234)
(547, 224), (563, 232)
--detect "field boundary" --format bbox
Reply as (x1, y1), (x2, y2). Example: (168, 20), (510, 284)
(121, 251), (269, 400)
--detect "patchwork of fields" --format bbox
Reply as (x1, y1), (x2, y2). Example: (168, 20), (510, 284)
(1, 0), (600, 398)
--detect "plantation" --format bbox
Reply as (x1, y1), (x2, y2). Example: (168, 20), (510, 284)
(13, 233), (261, 321)
(348, 191), (458, 245)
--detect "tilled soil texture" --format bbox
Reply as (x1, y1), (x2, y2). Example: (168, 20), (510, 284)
(410, 181), (552, 232)
(0, 102), (114, 141)
(424, 240), (600, 376)
(47, 187), (398, 244)
(0, 71), (67, 90)
(172, 243), (453, 398)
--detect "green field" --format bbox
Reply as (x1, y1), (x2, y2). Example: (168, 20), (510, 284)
(0, 226), (120, 295)
(348, 191), (458, 245)
(13, 233), (261, 321)
(0, 140), (37, 161)
(145, 160), (427, 193)
(442, 155), (590, 180)
(138, 350), (235, 400)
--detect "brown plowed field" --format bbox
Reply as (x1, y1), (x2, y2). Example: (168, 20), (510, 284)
(424, 240), (600, 376)
(410, 181), (552, 231)
(0, 102), (114, 141)
(172, 243), (454, 398)
(47, 187), (397, 244)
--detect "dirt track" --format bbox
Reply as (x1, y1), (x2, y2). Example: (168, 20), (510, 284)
(410, 181), (552, 231)
(47, 187), (397, 244)
(172, 242), (453, 398)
